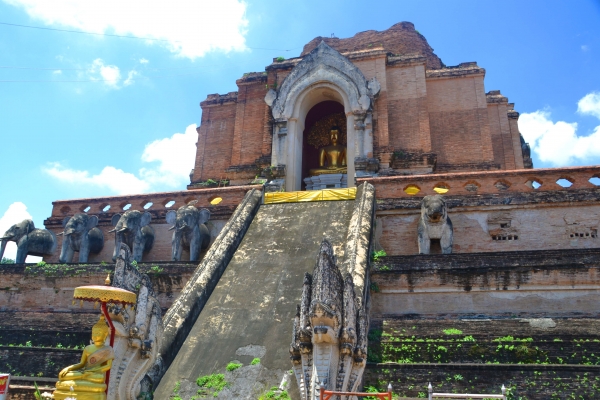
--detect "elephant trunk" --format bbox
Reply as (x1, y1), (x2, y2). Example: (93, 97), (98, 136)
(59, 233), (72, 263)
(171, 231), (183, 261)
(176, 223), (188, 232)
(0, 240), (6, 261)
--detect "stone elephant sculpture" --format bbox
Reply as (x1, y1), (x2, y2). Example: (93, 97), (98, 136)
(109, 210), (154, 262)
(417, 194), (453, 254)
(0, 219), (57, 263)
(166, 203), (211, 261)
(58, 213), (104, 263)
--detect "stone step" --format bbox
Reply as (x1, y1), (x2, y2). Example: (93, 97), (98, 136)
(0, 347), (80, 378)
(364, 362), (600, 400)
(6, 377), (56, 400)
(368, 317), (600, 366)
(371, 317), (600, 338)
(369, 338), (600, 365)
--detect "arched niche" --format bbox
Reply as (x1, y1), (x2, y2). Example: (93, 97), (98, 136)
(266, 41), (380, 191)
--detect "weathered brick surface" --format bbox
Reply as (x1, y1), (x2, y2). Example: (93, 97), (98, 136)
(376, 201), (600, 255)
(365, 318), (600, 399)
(301, 21), (443, 70)
(359, 165), (600, 198)
(364, 363), (600, 399)
(508, 104), (526, 169)
(193, 97), (237, 183)
(231, 79), (269, 166)
(360, 167), (600, 255)
(191, 25), (525, 181)
(426, 74), (494, 166)
(0, 263), (195, 313)
(370, 248), (600, 316)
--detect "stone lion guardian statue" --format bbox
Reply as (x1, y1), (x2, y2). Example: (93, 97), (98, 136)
(418, 195), (453, 254)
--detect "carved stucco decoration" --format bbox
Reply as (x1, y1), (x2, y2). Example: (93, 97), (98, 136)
(267, 41), (380, 119)
(290, 240), (368, 399)
(107, 244), (164, 399)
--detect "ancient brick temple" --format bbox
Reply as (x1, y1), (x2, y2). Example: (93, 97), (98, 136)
(2, 22), (600, 400)
(190, 21), (531, 192)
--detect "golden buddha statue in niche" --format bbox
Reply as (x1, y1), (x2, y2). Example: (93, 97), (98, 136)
(309, 126), (347, 176)
(53, 316), (114, 400)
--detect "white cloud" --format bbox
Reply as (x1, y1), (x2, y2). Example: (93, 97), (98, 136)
(0, 202), (42, 263)
(139, 58), (149, 64)
(124, 70), (138, 86)
(43, 124), (197, 194)
(44, 163), (150, 194)
(577, 92), (600, 119)
(52, 70), (62, 74)
(88, 58), (121, 88)
(139, 124), (198, 186)
(519, 92), (600, 166)
(4, 0), (248, 59)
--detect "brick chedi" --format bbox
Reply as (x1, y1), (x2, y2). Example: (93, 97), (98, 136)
(4, 21), (600, 400)
(190, 21), (531, 190)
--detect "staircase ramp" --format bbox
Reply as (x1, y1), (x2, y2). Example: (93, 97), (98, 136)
(154, 189), (372, 399)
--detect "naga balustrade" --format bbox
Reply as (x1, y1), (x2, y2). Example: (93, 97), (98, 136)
(358, 165), (600, 198)
(319, 383), (393, 400)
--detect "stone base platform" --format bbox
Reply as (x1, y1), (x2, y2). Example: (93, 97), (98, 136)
(304, 173), (348, 190)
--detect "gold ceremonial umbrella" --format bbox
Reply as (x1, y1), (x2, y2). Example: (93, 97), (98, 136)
(73, 285), (136, 394)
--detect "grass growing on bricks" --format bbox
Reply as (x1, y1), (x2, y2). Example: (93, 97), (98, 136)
(196, 373), (228, 397)
(226, 362), (243, 371)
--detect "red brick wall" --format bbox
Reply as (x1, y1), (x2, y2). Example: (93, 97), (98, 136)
(193, 100), (237, 182)
(386, 64), (430, 151)
(191, 49), (526, 181)
(488, 103), (507, 168)
(508, 108), (525, 169)
(354, 57), (390, 150)
(426, 75), (494, 166)
(231, 80), (270, 166)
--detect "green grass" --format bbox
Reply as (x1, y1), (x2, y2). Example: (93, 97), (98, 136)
(259, 386), (290, 399)
(443, 328), (463, 335)
(371, 250), (387, 262)
(196, 373), (228, 397)
(251, 357), (261, 365)
(226, 362), (242, 371)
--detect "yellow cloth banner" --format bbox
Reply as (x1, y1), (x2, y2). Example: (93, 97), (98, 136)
(264, 187), (356, 204)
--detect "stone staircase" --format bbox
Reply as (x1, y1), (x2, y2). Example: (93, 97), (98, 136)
(364, 317), (600, 399)
(154, 199), (359, 399)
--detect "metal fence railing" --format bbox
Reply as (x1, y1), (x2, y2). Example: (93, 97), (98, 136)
(428, 383), (507, 400)
(319, 383), (393, 400)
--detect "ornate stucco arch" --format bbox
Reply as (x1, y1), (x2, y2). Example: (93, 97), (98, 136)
(265, 41), (380, 191)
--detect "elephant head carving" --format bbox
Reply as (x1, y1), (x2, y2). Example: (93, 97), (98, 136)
(0, 219), (57, 263)
(59, 213), (104, 263)
(109, 210), (154, 262)
(166, 203), (211, 261)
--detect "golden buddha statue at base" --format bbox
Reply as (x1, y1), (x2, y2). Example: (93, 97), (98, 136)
(309, 127), (347, 176)
(53, 316), (114, 400)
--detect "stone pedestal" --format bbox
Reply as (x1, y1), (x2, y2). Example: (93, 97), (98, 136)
(304, 174), (348, 190)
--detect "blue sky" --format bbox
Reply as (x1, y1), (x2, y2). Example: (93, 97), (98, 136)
(1, 0), (599, 259)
